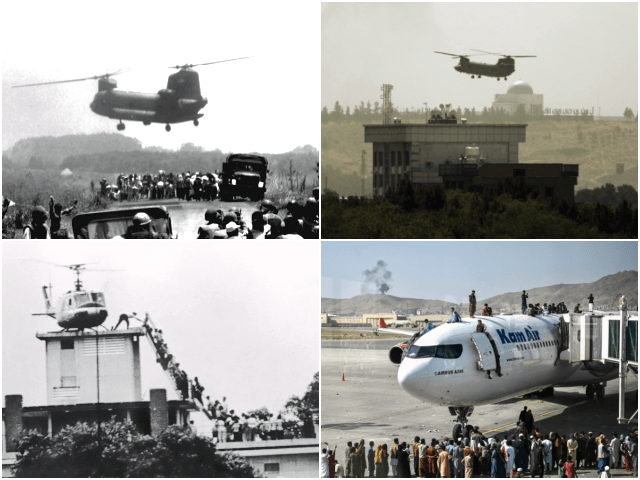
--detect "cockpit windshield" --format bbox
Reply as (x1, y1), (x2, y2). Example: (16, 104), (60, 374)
(72, 292), (105, 306)
(407, 344), (463, 359)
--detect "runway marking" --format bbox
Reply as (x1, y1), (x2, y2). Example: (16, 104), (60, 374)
(321, 406), (434, 430)
(480, 400), (588, 435)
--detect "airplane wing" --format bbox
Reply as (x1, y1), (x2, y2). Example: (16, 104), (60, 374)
(377, 327), (418, 337)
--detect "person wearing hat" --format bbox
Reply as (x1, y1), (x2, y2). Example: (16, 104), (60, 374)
(260, 199), (278, 215)
(225, 221), (242, 239)
(469, 290), (477, 318)
(23, 205), (50, 239)
(197, 209), (221, 239)
(279, 216), (304, 239)
(249, 211), (267, 239)
(600, 465), (612, 478)
(447, 308), (461, 323)
(122, 212), (157, 239)
(265, 215), (283, 239)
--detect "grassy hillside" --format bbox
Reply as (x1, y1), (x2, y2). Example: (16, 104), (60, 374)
(322, 120), (638, 196)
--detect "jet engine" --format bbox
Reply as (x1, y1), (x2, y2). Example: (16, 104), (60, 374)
(389, 345), (404, 366)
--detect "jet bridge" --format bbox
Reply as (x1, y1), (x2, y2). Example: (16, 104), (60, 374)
(559, 305), (638, 425)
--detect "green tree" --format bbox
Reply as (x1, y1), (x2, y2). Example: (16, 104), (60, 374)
(321, 106), (330, 123)
(13, 419), (256, 478)
(623, 107), (634, 120)
(330, 101), (344, 122)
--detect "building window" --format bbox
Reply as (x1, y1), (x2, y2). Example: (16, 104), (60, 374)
(391, 151), (396, 166)
(264, 463), (280, 477)
(545, 187), (554, 197)
(61, 339), (74, 350)
(458, 181), (464, 190)
(405, 151), (410, 167)
(513, 168), (526, 177)
(391, 175), (396, 189)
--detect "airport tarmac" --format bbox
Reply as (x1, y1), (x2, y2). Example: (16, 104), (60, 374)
(321, 339), (638, 475)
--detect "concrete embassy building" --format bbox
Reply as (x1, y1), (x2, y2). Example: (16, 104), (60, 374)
(366, 122), (527, 194)
(3, 327), (318, 477)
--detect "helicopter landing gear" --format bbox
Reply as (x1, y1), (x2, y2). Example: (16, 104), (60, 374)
(165, 124), (171, 132)
(193, 119), (199, 127)
(451, 407), (474, 440)
(497, 78), (500, 81)
(143, 121), (150, 126)
(478, 75), (482, 79)
(117, 122), (125, 131)
(504, 77), (508, 81)
(471, 75), (475, 79)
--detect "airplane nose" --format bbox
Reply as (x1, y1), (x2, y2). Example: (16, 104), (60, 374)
(398, 359), (430, 400)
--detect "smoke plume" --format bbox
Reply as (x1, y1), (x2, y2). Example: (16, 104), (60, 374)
(363, 260), (393, 295)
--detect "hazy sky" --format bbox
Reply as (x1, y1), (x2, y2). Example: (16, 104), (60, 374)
(322, 3), (638, 117)
(322, 241), (638, 301)
(2, 1), (319, 153)
(3, 241), (319, 415)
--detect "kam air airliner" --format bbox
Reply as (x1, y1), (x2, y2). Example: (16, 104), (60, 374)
(380, 313), (623, 440)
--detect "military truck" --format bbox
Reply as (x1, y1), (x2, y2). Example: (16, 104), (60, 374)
(219, 154), (268, 201)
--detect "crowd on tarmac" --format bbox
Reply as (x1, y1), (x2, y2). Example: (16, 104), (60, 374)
(99, 171), (222, 202)
(320, 410), (639, 478)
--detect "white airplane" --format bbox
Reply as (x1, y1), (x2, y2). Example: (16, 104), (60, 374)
(378, 314), (619, 440)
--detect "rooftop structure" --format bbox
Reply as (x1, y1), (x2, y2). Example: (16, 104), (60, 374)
(492, 80), (543, 115)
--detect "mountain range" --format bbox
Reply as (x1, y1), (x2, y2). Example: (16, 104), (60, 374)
(322, 270), (637, 315)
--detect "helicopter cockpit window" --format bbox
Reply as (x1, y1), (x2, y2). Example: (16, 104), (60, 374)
(91, 292), (105, 304)
(73, 293), (91, 306)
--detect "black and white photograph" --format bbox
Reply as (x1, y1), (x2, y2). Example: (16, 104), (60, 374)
(321, 2), (637, 239)
(2, 1), (319, 240)
(2, 240), (320, 477)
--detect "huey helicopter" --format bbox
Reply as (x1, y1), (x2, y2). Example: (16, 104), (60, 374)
(13, 57), (250, 132)
(32, 263), (109, 330)
(435, 49), (536, 80)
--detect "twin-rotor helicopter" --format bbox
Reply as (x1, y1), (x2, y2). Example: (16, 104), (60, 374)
(13, 57), (251, 132)
(32, 263), (111, 330)
(435, 49), (536, 80)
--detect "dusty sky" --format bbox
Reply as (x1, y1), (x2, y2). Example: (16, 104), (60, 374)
(3, 241), (319, 416)
(322, 241), (638, 301)
(2, 0), (319, 153)
(322, 3), (638, 117)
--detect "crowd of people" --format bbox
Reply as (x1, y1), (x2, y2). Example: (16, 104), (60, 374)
(100, 171), (220, 202)
(118, 314), (318, 444)
(320, 415), (639, 478)
(195, 196), (319, 239)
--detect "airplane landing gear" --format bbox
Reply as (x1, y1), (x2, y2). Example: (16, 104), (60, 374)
(595, 384), (605, 400)
(586, 384), (595, 400)
(117, 122), (125, 131)
(451, 407), (474, 440)
(143, 121), (150, 126)
(193, 119), (199, 127)
(165, 124), (172, 132)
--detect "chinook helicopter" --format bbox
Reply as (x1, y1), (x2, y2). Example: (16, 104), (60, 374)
(32, 263), (109, 330)
(13, 57), (250, 132)
(435, 49), (536, 80)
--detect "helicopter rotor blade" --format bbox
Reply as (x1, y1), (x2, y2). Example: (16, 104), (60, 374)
(509, 55), (537, 58)
(12, 69), (127, 89)
(170, 56), (253, 70)
(434, 51), (492, 59)
(470, 49), (504, 56)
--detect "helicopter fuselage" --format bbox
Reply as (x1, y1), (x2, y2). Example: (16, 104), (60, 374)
(90, 89), (207, 125)
(455, 57), (515, 78)
(55, 290), (108, 330)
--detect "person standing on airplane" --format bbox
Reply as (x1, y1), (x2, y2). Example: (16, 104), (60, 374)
(588, 294), (595, 312)
(469, 290), (477, 318)
(521, 291), (528, 314)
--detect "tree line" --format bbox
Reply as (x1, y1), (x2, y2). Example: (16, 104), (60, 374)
(322, 101), (638, 124)
(322, 180), (638, 239)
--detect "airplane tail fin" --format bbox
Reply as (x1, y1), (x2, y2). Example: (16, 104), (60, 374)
(379, 318), (388, 329)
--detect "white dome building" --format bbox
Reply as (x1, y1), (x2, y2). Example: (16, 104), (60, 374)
(492, 80), (543, 115)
